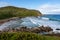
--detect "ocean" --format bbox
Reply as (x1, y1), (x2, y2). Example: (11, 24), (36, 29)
(42, 14), (60, 21)
(0, 14), (60, 32)
(41, 14), (60, 31)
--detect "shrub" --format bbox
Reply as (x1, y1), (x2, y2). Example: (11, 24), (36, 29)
(0, 32), (44, 40)
(0, 32), (60, 40)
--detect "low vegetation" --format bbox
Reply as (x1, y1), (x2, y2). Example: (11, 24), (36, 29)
(0, 6), (41, 19)
(0, 32), (60, 40)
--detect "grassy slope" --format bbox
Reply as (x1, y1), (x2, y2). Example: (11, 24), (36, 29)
(0, 6), (42, 19)
(0, 32), (60, 40)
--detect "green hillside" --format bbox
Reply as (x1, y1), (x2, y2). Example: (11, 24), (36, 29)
(0, 32), (60, 40)
(0, 6), (42, 19)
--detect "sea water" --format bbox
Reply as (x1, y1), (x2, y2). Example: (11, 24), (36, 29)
(42, 14), (60, 31)
(0, 14), (60, 32)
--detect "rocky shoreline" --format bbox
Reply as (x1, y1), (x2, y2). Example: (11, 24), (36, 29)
(0, 17), (60, 37)
(0, 25), (53, 34)
(0, 17), (20, 25)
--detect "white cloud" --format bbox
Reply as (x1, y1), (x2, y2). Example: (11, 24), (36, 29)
(37, 4), (60, 14)
(0, 2), (10, 7)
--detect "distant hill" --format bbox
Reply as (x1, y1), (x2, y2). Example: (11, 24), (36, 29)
(0, 6), (42, 19)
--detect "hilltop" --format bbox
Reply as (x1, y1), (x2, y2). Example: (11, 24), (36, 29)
(0, 6), (42, 19)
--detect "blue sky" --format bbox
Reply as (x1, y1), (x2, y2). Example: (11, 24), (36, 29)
(0, 0), (60, 14)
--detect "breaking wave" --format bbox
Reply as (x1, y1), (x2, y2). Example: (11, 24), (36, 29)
(0, 17), (60, 31)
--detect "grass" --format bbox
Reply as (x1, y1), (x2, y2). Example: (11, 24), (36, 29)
(0, 6), (42, 19)
(0, 32), (60, 40)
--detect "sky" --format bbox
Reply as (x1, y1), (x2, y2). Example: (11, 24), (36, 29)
(0, 0), (60, 14)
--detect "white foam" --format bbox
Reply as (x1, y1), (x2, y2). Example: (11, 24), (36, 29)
(0, 17), (60, 32)
(41, 17), (49, 20)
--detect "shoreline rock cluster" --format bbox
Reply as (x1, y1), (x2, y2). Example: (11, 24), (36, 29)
(0, 25), (53, 34)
